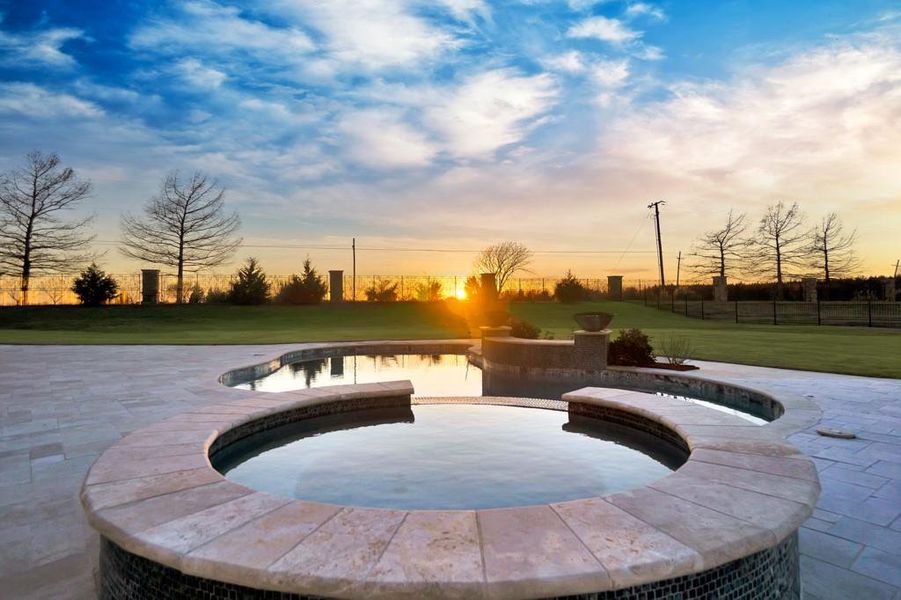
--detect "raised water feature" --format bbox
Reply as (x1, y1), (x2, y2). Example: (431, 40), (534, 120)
(82, 339), (821, 599)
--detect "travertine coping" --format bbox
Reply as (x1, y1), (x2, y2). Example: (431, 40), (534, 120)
(81, 382), (819, 600)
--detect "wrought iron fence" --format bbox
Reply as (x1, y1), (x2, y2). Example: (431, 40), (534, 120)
(0, 273), (620, 305)
(646, 291), (901, 328)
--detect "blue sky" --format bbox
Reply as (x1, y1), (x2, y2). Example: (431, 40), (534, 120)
(1, 0), (899, 278)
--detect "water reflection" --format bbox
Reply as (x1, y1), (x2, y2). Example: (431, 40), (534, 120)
(236, 352), (766, 424)
(237, 353), (481, 397)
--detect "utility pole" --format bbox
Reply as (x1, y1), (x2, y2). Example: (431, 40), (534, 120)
(676, 251), (682, 288)
(648, 201), (666, 289)
(894, 259), (899, 278)
(352, 238), (356, 302)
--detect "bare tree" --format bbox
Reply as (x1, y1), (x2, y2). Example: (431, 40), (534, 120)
(688, 210), (749, 278)
(747, 201), (810, 298)
(473, 241), (533, 293)
(0, 151), (94, 305)
(120, 171), (241, 303)
(809, 212), (859, 298)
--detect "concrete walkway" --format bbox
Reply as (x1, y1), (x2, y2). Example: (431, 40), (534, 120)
(0, 344), (898, 599)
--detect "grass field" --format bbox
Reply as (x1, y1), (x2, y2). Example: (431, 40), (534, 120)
(0, 301), (898, 378)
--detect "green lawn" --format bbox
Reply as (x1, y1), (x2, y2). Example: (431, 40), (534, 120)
(0, 301), (898, 378)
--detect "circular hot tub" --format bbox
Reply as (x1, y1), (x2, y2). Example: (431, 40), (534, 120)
(82, 381), (819, 600)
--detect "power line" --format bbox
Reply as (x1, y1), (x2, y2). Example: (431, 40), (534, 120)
(90, 240), (656, 255)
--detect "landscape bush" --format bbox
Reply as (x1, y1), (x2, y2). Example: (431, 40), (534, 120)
(227, 257), (270, 305)
(71, 263), (118, 306)
(657, 335), (694, 365)
(414, 280), (443, 301)
(365, 278), (399, 302)
(187, 282), (205, 304)
(608, 328), (655, 366)
(205, 288), (229, 304)
(276, 259), (328, 305)
(510, 318), (541, 339)
(554, 271), (589, 303)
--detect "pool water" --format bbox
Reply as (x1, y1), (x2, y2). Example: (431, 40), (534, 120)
(234, 353), (481, 397)
(213, 404), (682, 510)
(231, 353), (767, 424)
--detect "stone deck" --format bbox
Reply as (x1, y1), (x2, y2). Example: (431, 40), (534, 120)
(1, 343), (899, 599)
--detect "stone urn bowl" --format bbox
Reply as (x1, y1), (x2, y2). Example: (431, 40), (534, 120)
(573, 312), (613, 332)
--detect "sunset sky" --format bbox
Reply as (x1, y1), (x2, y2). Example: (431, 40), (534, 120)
(1, 0), (899, 282)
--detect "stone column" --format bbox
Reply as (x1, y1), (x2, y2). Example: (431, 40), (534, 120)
(712, 276), (728, 302)
(574, 329), (610, 370)
(802, 278), (818, 303)
(607, 275), (623, 301)
(328, 270), (344, 303)
(883, 277), (897, 302)
(480, 272), (498, 303)
(141, 269), (160, 305)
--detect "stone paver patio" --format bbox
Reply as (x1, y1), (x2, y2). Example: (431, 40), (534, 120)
(1, 344), (899, 599)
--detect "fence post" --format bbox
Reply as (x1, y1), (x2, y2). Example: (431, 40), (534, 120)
(773, 299), (777, 326)
(868, 298), (873, 327)
(700, 297), (705, 320)
(400, 276), (404, 300)
(817, 299), (821, 326)
(735, 300), (739, 323)
(685, 294), (689, 316)
(671, 289), (675, 312)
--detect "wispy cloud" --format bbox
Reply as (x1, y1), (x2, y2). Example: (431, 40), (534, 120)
(425, 69), (559, 158)
(568, 16), (641, 45)
(339, 108), (438, 168)
(624, 3), (666, 21)
(0, 23), (83, 67)
(269, 0), (461, 72)
(174, 58), (227, 89)
(0, 82), (102, 118)
(129, 1), (315, 72)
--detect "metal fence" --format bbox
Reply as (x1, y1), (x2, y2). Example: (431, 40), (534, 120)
(646, 292), (901, 328)
(0, 273), (619, 306)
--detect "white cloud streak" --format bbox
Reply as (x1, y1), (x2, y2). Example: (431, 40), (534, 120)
(0, 25), (83, 67)
(568, 16), (641, 45)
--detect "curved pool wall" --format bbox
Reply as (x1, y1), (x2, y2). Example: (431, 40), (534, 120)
(82, 382), (818, 600)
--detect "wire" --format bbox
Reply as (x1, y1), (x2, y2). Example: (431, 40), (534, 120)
(91, 240), (655, 255)
(613, 208), (652, 269)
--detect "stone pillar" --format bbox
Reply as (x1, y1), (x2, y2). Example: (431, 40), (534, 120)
(328, 270), (344, 303)
(607, 275), (623, 301)
(330, 356), (344, 377)
(573, 329), (610, 370)
(802, 278), (818, 303)
(712, 276), (728, 302)
(884, 277), (897, 302)
(141, 269), (160, 305)
(480, 272), (498, 303)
